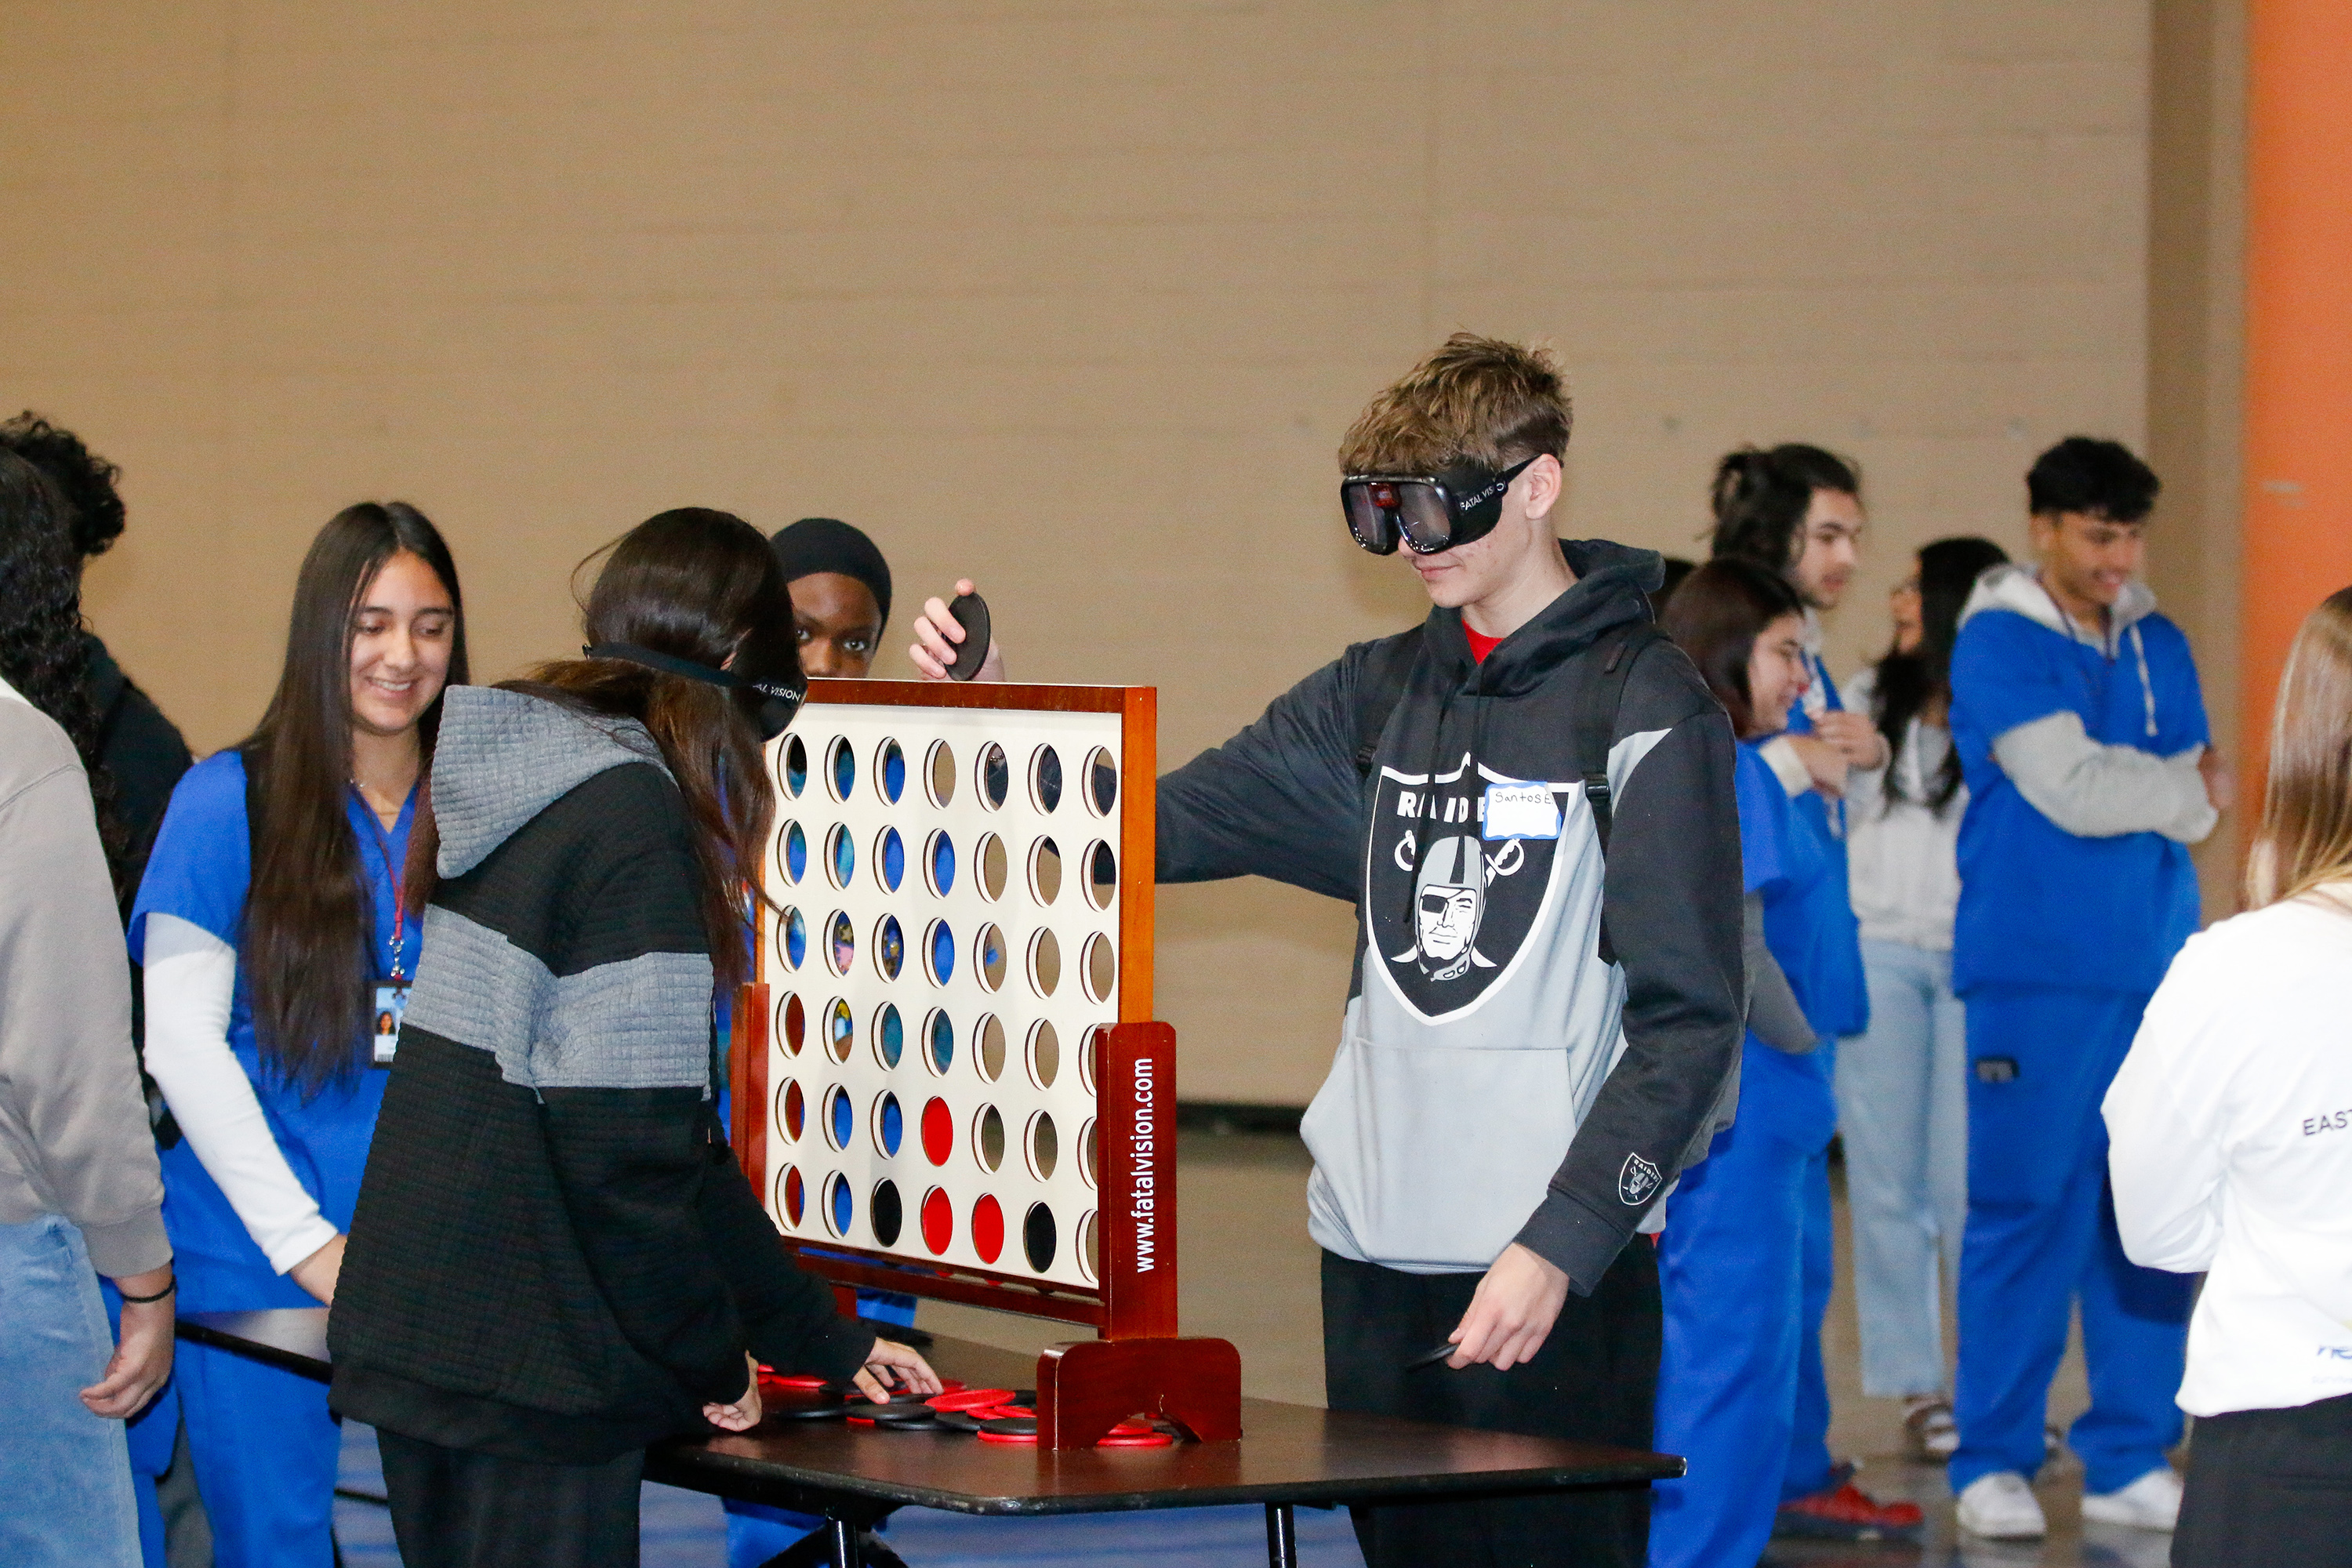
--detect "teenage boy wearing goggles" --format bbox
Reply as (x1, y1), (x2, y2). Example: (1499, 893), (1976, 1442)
(913, 334), (1744, 1568)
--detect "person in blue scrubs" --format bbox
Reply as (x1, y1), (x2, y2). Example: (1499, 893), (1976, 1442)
(131, 503), (465, 1568)
(1945, 439), (2225, 1541)
(1650, 558), (1915, 1565)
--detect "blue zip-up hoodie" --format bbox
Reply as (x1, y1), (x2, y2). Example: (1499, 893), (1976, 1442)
(1948, 565), (2215, 996)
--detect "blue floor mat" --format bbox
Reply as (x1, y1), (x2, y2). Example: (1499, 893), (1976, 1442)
(337, 1420), (1364, 1566)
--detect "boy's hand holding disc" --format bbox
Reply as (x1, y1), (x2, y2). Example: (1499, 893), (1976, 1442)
(910, 579), (1006, 682)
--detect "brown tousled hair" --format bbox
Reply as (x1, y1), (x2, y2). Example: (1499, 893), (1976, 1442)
(2248, 585), (2352, 909)
(1337, 332), (1573, 476)
(243, 503), (466, 1095)
(407, 509), (796, 998)
(1661, 557), (1806, 739)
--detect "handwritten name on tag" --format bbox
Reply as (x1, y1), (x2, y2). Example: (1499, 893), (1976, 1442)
(1483, 782), (1562, 841)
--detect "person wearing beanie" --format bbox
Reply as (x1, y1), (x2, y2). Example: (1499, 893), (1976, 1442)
(769, 517), (892, 678)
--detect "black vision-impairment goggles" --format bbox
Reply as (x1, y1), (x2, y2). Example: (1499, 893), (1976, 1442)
(1341, 455), (1538, 556)
(583, 643), (806, 740)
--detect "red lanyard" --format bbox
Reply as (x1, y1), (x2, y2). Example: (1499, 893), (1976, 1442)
(354, 789), (410, 985)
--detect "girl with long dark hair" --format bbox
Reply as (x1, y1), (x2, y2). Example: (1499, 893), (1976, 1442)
(1834, 535), (2009, 1458)
(130, 503), (465, 1568)
(1647, 559), (1922, 1568)
(329, 509), (936, 1567)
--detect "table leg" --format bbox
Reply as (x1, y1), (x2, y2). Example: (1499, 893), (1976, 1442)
(827, 1517), (862, 1568)
(1264, 1501), (1298, 1568)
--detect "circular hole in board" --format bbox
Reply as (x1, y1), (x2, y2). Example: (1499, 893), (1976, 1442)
(1025, 1111), (1058, 1182)
(1029, 837), (1062, 904)
(825, 1172), (853, 1238)
(971, 1195), (1005, 1264)
(777, 1164), (804, 1228)
(1026, 1021), (1059, 1090)
(977, 833), (1008, 901)
(1083, 841), (1116, 910)
(1023, 1203), (1057, 1272)
(976, 1014), (1007, 1081)
(1081, 1027), (1104, 1094)
(777, 907), (807, 971)
(920, 1097), (954, 1165)
(925, 832), (956, 897)
(978, 743), (1009, 810)
(871, 1004), (902, 1069)
(825, 1085), (853, 1150)
(870, 1180), (903, 1247)
(776, 992), (805, 1056)
(975, 925), (1007, 991)
(827, 912), (855, 976)
(1079, 1210), (1098, 1282)
(923, 1009), (954, 1075)
(924, 920), (955, 986)
(920, 1187), (952, 1254)
(826, 999), (854, 1062)
(826, 824), (855, 889)
(777, 821), (806, 885)
(873, 1091), (902, 1157)
(1030, 746), (1063, 813)
(781, 735), (808, 799)
(925, 740), (956, 807)
(827, 737), (855, 801)
(1079, 1119), (1096, 1188)
(877, 739), (906, 804)
(1085, 748), (1117, 816)
(1081, 932), (1116, 1004)
(1027, 928), (1061, 997)
(777, 1079), (804, 1142)
(873, 916), (905, 982)
(875, 827), (905, 893)
(974, 1105), (1005, 1173)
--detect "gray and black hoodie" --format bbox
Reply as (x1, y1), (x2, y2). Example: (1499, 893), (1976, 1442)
(330, 687), (869, 1465)
(1159, 542), (1743, 1294)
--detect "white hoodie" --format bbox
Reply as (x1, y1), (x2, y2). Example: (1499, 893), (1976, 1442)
(2105, 891), (2352, 1417)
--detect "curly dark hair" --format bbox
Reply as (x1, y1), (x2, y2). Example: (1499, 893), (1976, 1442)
(0, 412), (127, 560)
(0, 449), (125, 887)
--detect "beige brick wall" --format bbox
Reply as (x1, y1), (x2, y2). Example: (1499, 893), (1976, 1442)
(3, 1), (2154, 1102)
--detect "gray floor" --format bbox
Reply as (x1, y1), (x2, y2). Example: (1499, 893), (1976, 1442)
(336, 1127), (2171, 1566)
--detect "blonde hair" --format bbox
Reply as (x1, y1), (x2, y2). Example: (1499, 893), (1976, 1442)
(1337, 332), (1572, 475)
(2248, 585), (2352, 907)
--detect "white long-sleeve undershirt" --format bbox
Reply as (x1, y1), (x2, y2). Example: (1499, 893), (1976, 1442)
(142, 912), (339, 1274)
(1991, 710), (2216, 844)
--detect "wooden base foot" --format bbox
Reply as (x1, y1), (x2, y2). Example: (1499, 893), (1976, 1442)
(1035, 1337), (1243, 1449)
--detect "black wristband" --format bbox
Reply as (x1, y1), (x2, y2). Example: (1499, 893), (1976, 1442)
(118, 1276), (176, 1305)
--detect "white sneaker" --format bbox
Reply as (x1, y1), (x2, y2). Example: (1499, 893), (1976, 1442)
(2081, 1466), (2183, 1530)
(1955, 1472), (2049, 1540)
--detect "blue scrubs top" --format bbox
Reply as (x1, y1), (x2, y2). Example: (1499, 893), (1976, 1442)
(129, 750), (413, 1310)
(1949, 606), (2208, 996)
(1766, 660), (1870, 1043)
(1732, 742), (1838, 1145)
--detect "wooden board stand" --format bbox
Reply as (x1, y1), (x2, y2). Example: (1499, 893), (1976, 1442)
(731, 679), (1240, 1449)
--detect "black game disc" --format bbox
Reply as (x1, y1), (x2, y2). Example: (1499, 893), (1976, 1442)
(946, 592), (992, 682)
(767, 1399), (849, 1421)
(979, 1416), (1039, 1436)
(849, 1402), (941, 1426)
(1006, 1389), (1036, 1407)
(933, 1410), (985, 1433)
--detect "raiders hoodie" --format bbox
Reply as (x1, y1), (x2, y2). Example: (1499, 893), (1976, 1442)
(1159, 542), (1744, 1294)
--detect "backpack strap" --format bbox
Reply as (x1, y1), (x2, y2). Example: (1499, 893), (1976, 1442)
(1352, 625), (1428, 778)
(1573, 619), (1666, 964)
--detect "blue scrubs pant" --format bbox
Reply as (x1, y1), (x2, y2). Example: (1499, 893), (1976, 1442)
(1783, 1142), (1837, 1501)
(103, 1282), (179, 1567)
(178, 1338), (339, 1568)
(1650, 1039), (1836, 1568)
(1950, 984), (2194, 1497)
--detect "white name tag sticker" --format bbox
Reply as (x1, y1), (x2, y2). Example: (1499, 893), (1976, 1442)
(1483, 782), (1563, 841)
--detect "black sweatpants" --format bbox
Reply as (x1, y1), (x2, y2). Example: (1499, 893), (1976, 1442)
(2173, 1392), (2352, 1568)
(1322, 1240), (1661, 1568)
(376, 1428), (644, 1568)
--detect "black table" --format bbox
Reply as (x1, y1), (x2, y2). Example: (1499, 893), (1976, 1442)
(180, 1308), (1681, 1568)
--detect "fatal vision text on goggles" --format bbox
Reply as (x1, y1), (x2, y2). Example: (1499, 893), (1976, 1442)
(1341, 455), (1538, 556)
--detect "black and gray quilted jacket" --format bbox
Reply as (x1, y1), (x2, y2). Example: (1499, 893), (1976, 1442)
(329, 686), (869, 1464)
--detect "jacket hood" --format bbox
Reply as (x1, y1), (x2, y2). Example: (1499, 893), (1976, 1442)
(1959, 562), (2158, 653)
(1428, 539), (1664, 698)
(429, 686), (669, 878)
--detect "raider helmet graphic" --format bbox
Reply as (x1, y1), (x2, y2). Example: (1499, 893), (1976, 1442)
(1407, 834), (1490, 982)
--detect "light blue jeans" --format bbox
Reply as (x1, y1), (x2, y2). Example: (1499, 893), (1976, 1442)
(1835, 939), (1969, 1399)
(0, 1214), (143, 1566)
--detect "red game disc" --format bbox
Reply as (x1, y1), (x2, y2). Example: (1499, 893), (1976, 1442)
(927, 1388), (1015, 1412)
(1098, 1432), (1175, 1448)
(977, 1429), (1037, 1445)
(971, 1195), (1005, 1264)
(763, 1374), (829, 1392)
(919, 1186), (953, 1254)
(920, 1097), (953, 1164)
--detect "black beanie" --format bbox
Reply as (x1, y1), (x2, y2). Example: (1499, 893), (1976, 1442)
(769, 517), (891, 630)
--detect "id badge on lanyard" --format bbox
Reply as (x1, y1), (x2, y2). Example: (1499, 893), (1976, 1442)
(371, 981), (408, 1066)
